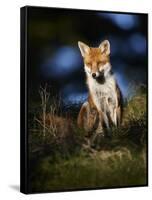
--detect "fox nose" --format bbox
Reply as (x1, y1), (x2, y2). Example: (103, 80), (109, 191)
(92, 73), (96, 78)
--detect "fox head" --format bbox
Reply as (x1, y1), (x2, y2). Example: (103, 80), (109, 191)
(78, 40), (111, 80)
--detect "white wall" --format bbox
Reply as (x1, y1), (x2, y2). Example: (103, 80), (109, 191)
(0, 0), (151, 199)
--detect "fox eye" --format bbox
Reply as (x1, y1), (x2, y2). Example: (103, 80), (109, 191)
(97, 61), (104, 66)
(86, 62), (91, 66)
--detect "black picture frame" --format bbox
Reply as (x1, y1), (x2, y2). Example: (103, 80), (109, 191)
(20, 6), (148, 194)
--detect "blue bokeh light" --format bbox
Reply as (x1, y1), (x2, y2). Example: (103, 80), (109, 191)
(61, 82), (87, 105)
(99, 13), (138, 30)
(63, 92), (88, 106)
(41, 46), (80, 78)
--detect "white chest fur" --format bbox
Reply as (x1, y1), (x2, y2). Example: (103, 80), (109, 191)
(87, 75), (117, 112)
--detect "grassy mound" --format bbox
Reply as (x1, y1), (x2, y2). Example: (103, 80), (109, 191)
(28, 85), (147, 193)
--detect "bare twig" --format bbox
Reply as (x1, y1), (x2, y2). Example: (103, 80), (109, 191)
(39, 84), (50, 137)
(35, 117), (56, 137)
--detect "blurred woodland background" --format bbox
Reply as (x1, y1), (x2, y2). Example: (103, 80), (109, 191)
(26, 7), (148, 193)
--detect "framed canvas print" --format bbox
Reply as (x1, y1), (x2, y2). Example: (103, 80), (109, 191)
(20, 6), (148, 194)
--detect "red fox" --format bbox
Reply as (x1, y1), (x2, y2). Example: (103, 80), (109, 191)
(77, 40), (123, 135)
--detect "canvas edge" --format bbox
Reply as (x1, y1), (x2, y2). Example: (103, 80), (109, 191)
(20, 6), (29, 194)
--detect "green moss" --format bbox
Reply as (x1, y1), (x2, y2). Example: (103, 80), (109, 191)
(30, 147), (147, 192)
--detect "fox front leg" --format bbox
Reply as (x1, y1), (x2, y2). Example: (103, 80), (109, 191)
(90, 111), (105, 148)
(77, 102), (98, 134)
(107, 97), (118, 127)
(95, 111), (104, 135)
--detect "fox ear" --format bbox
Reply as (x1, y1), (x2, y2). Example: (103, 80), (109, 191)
(99, 40), (110, 55)
(78, 41), (90, 57)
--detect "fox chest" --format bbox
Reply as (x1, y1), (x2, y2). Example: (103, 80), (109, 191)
(88, 78), (117, 112)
